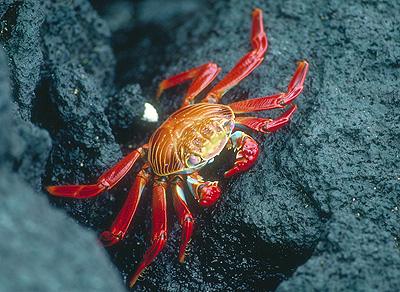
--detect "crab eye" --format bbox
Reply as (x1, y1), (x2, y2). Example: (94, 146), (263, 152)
(187, 154), (201, 166)
(228, 120), (235, 131)
(224, 120), (235, 132)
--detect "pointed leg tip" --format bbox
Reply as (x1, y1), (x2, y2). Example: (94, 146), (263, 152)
(155, 88), (163, 99)
(45, 185), (70, 196)
(129, 259), (150, 287)
(44, 185), (63, 196)
(296, 60), (309, 69)
(178, 253), (185, 263)
(178, 232), (191, 264)
(129, 274), (140, 287)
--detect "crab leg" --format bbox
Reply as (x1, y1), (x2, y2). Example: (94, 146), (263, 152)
(235, 105), (298, 133)
(170, 175), (194, 263)
(224, 131), (259, 177)
(99, 163), (153, 247)
(46, 146), (146, 198)
(186, 172), (221, 207)
(228, 61), (309, 113)
(156, 63), (221, 106)
(202, 9), (267, 104)
(129, 177), (168, 287)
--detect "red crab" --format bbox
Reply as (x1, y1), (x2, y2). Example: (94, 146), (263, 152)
(46, 9), (308, 286)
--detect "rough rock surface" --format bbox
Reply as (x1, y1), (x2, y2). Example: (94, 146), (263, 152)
(276, 212), (400, 292)
(0, 18), (126, 292)
(0, 0), (399, 291)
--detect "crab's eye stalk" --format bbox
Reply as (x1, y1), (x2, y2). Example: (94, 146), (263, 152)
(224, 120), (235, 133)
(187, 154), (202, 167)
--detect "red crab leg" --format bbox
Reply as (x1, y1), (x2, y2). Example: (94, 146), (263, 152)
(202, 9), (267, 104)
(129, 177), (168, 287)
(235, 105), (298, 133)
(99, 163), (153, 247)
(46, 146), (146, 198)
(224, 131), (259, 178)
(156, 63), (221, 106)
(170, 175), (194, 263)
(228, 61), (309, 113)
(186, 172), (221, 207)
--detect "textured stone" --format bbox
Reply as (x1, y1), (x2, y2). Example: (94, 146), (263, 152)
(276, 212), (400, 292)
(0, 169), (127, 292)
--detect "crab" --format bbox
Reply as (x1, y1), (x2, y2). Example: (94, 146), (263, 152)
(46, 9), (308, 287)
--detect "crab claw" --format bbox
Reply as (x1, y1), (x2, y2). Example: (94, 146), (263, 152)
(198, 182), (221, 207)
(224, 132), (259, 177)
(187, 173), (221, 207)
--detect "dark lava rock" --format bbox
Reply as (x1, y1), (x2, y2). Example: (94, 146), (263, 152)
(0, 168), (127, 292)
(40, 0), (116, 93)
(1, 0), (399, 291)
(106, 83), (149, 144)
(276, 212), (400, 292)
(41, 62), (122, 184)
(0, 0), (43, 120)
(0, 31), (126, 292)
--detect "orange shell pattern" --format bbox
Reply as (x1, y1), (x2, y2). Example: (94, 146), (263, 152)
(147, 103), (234, 176)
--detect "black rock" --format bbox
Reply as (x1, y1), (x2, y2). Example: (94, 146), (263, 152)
(0, 18), (126, 291)
(0, 169), (127, 292)
(276, 212), (400, 292)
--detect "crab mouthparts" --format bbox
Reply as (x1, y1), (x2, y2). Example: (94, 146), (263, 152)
(203, 139), (227, 160)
